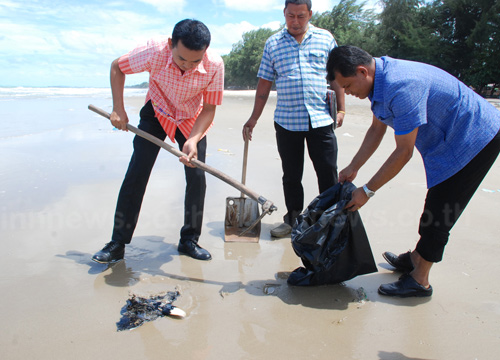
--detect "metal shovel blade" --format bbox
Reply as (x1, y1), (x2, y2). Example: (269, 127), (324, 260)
(224, 196), (261, 242)
(224, 129), (261, 242)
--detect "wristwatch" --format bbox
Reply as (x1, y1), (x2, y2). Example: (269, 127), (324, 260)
(362, 184), (375, 198)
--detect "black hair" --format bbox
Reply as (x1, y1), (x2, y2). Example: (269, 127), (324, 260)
(326, 45), (373, 82)
(285, 0), (312, 11)
(171, 19), (211, 51)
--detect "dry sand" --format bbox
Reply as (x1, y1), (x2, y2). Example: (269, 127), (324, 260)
(1, 92), (499, 360)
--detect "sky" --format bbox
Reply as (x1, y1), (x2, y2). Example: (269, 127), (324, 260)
(0, 0), (380, 88)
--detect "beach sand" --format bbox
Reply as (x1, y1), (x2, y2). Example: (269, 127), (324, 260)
(1, 91), (499, 359)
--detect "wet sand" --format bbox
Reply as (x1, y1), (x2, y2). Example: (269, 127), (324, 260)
(1, 92), (499, 359)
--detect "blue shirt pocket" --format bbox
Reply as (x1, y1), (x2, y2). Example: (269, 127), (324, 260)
(307, 49), (326, 72)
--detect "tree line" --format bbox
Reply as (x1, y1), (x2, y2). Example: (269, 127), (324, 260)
(223, 0), (499, 96)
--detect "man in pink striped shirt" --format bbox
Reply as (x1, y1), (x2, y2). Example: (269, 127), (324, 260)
(92, 19), (224, 263)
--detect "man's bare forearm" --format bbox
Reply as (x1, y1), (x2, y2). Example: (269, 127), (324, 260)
(249, 78), (273, 121)
(110, 58), (126, 112)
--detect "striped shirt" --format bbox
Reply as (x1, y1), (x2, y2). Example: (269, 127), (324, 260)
(370, 56), (500, 188)
(118, 38), (224, 142)
(257, 25), (337, 131)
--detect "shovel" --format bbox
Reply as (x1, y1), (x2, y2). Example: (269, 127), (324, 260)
(88, 104), (276, 224)
(224, 131), (261, 242)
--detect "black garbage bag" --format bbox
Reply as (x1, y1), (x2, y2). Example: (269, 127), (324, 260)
(288, 182), (377, 286)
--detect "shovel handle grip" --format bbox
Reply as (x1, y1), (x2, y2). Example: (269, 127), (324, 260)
(88, 104), (275, 212)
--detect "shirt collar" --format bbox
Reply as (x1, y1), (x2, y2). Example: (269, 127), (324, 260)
(281, 23), (315, 42)
(195, 60), (207, 74)
(369, 57), (385, 103)
(166, 49), (208, 75)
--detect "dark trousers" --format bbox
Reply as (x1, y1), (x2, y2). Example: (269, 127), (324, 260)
(112, 101), (207, 245)
(417, 130), (500, 262)
(274, 122), (338, 225)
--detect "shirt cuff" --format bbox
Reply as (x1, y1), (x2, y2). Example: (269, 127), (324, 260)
(118, 54), (133, 74)
(204, 91), (223, 105)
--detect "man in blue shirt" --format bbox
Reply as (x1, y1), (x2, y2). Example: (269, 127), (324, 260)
(243, 0), (346, 238)
(327, 45), (500, 297)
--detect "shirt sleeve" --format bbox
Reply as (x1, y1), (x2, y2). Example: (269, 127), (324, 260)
(203, 60), (224, 105)
(257, 41), (275, 82)
(330, 35), (338, 50)
(118, 40), (156, 75)
(390, 85), (429, 135)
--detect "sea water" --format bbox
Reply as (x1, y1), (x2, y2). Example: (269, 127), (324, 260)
(0, 87), (148, 218)
(0, 87), (147, 138)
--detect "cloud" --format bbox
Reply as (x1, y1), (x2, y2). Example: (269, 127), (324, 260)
(57, 10), (167, 56)
(0, 4), (168, 86)
(0, 0), (342, 86)
(222, 0), (335, 13)
(312, 0), (335, 13)
(0, 23), (58, 55)
(208, 20), (281, 56)
(0, 0), (22, 12)
(209, 21), (258, 55)
(222, 0), (283, 11)
(261, 20), (282, 30)
(0, 8), (166, 56)
(137, 0), (186, 13)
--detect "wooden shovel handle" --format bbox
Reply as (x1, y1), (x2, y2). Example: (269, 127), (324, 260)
(241, 128), (250, 198)
(88, 104), (276, 212)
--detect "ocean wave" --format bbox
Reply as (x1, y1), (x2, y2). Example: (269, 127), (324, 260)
(0, 87), (147, 99)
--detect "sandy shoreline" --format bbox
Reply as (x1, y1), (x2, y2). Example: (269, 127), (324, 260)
(1, 91), (499, 359)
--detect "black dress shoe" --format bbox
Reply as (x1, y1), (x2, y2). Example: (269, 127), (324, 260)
(92, 241), (125, 264)
(382, 251), (414, 272)
(178, 242), (212, 261)
(378, 274), (433, 297)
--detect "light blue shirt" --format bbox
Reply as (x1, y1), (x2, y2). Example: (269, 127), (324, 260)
(257, 25), (337, 131)
(370, 56), (500, 188)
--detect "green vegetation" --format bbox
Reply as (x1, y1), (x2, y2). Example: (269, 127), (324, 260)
(126, 82), (149, 89)
(223, 28), (278, 89)
(223, 0), (500, 96)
